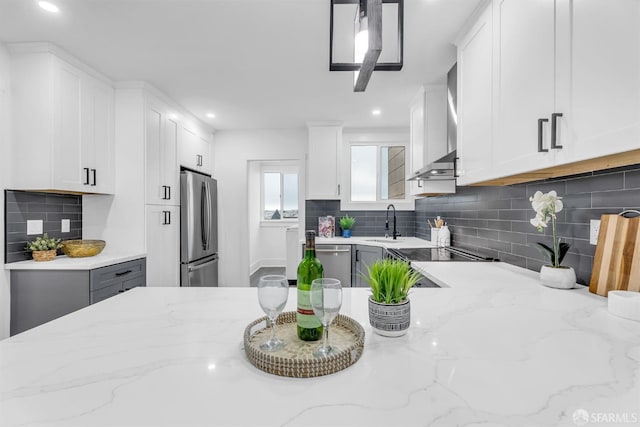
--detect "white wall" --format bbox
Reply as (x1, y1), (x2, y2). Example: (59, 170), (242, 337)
(213, 129), (307, 286)
(0, 43), (12, 339)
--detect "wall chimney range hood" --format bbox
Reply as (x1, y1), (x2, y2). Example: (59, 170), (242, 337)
(407, 63), (458, 183)
(407, 150), (457, 181)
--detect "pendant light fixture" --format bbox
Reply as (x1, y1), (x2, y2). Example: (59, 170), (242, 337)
(330, 0), (404, 92)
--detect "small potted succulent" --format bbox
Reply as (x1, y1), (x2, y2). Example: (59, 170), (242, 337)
(339, 215), (356, 238)
(529, 190), (575, 289)
(363, 259), (421, 337)
(26, 233), (62, 262)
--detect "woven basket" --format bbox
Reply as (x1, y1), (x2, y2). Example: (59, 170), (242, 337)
(32, 250), (57, 262)
(244, 311), (365, 378)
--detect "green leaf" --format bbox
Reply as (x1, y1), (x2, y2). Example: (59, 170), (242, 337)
(557, 242), (571, 265)
(533, 242), (555, 263)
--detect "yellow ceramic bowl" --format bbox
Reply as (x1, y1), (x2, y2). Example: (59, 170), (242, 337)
(61, 240), (106, 258)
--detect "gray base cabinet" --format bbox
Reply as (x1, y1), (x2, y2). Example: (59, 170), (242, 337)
(353, 245), (383, 288)
(10, 258), (146, 336)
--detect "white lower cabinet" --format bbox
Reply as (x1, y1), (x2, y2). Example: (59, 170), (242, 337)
(145, 205), (179, 287)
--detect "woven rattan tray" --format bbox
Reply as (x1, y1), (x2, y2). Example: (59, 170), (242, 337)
(243, 311), (365, 378)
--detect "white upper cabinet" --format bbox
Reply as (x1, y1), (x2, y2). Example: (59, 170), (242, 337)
(9, 46), (114, 194)
(554, 0), (640, 164)
(408, 87), (455, 196)
(179, 122), (212, 175)
(456, 0), (640, 185)
(145, 97), (179, 206)
(456, 3), (494, 185)
(307, 123), (342, 200)
(492, 0), (556, 177)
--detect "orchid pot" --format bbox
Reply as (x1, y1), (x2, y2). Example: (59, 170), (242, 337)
(540, 265), (577, 289)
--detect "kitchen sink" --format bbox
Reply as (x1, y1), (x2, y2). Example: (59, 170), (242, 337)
(365, 238), (405, 244)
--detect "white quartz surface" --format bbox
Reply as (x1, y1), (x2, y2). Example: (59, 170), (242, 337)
(2, 263), (639, 427)
(4, 252), (147, 270)
(316, 235), (435, 249)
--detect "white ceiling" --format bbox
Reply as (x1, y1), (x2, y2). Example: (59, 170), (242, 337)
(0, 0), (482, 130)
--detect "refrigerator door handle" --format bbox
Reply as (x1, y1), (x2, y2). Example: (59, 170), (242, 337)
(188, 260), (215, 272)
(206, 181), (213, 251)
(201, 182), (207, 250)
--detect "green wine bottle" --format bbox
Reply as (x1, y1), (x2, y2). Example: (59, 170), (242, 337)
(297, 230), (323, 341)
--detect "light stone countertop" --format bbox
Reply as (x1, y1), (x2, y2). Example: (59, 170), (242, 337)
(4, 252), (147, 270)
(1, 262), (639, 426)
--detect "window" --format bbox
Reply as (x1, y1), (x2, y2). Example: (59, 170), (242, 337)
(341, 134), (413, 211)
(262, 171), (298, 220)
(350, 145), (406, 202)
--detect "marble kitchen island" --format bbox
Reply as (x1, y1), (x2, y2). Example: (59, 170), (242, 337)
(1, 263), (639, 427)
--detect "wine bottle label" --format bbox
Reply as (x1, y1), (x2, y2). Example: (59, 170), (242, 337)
(297, 288), (321, 329)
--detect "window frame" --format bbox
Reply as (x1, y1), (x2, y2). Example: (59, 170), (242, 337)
(341, 137), (415, 211)
(260, 166), (299, 225)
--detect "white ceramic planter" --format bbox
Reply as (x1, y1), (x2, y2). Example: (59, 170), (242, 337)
(368, 297), (410, 337)
(540, 265), (577, 289)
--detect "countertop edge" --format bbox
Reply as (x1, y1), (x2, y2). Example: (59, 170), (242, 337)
(4, 253), (147, 271)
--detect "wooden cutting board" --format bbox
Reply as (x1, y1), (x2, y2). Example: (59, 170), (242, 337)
(589, 212), (640, 296)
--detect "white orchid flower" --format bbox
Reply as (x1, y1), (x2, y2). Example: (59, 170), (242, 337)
(529, 189), (570, 267)
(530, 213), (548, 231)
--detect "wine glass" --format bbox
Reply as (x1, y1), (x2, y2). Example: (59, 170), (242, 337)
(310, 278), (343, 357)
(257, 275), (289, 352)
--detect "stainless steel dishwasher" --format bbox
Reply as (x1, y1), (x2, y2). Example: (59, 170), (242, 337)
(315, 245), (352, 287)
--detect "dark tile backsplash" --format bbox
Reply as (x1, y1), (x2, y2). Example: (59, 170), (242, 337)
(416, 164), (640, 285)
(306, 163), (640, 286)
(4, 190), (82, 263)
(306, 200), (415, 238)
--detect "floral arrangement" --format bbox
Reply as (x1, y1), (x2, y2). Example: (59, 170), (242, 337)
(529, 190), (570, 268)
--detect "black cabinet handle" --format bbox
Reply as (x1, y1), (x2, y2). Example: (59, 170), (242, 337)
(118, 289), (125, 293)
(417, 180), (423, 188)
(91, 169), (97, 186)
(356, 249), (360, 262)
(115, 270), (132, 277)
(538, 118), (549, 152)
(167, 186), (171, 200)
(551, 113), (563, 149)
(163, 210), (171, 225)
(84, 168), (90, 185)
(162, 186), (168, 200)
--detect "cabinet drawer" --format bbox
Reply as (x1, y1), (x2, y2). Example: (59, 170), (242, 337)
(90, 258), (146, 291)
(123, 275), (145, 291)
(90, 282), (122, 304)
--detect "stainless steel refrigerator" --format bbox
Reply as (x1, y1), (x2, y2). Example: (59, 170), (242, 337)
(180, 170), (218, 286)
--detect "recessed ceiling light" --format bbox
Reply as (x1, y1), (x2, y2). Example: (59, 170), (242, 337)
(372, 109), (381, 116)
(38, 1), (59, 13)
(206, 113), (216, 119)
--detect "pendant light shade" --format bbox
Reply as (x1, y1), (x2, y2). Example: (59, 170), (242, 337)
(330, 0), (404, 92)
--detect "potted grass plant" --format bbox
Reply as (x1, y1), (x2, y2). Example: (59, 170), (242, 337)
(339, 215), (356, 238)
(362, 259), (421, 337)
(26, 233), (62, 262)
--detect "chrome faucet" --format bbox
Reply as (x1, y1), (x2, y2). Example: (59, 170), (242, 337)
(385, 204), (400, 240)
